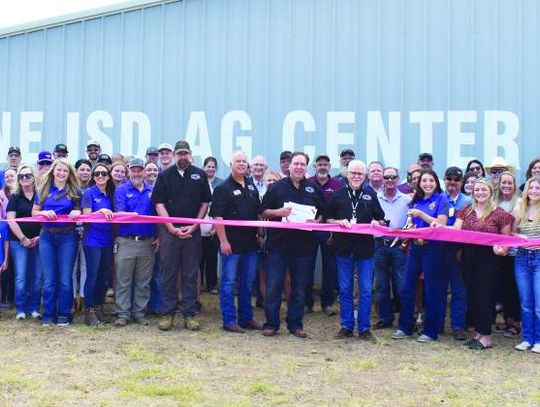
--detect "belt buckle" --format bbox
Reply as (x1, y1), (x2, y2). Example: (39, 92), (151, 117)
(133, 236), (142, 241)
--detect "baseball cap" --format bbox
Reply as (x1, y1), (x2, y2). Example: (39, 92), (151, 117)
(97, 154), (112, 164)
(315, 154), (330, 162)
(8, 146), (21, 156)
(37, 151), (53, 164)
(339, 149), (355, 158)
(279, 151), (292, 160)
(418, 152), (433, 161)
(86, 139), (100, 148)
(128, 157), (145, 169)
(174, 140), (191, 153)
(146, 146), (159, 155)
(444, 166), (463, 179)
(158, 143), (173, 152)
(54, 144), (68, 153)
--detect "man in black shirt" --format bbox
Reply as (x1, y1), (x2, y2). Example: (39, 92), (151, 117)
(210, 151), (263, 333)
(261, 152), (325, 338)
(326, 159), (385, 340)
(152, 140), (212, 331)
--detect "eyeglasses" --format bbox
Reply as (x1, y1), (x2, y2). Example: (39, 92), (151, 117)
(18, 173), (33, 180)
(445, 177), (461, 182)
(490, 168), (506, 175)
(93, 171), (109, 177)
(383, 175), (398, 180)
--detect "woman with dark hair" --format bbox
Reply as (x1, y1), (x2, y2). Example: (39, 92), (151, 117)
(455, 178), (513, 350)
(32, 158), (81, 326)
(81, 163), (116, 326)
(519, 158), (540, 192)
(75, 159), (92, 189)
(461, 171), (478, 196)
(513, 176), (540, 352)
(144, 162), (159, 187)
(392, 170), (449, 343)
(200, 156), (223, 294)
(465, 159), (486, 178)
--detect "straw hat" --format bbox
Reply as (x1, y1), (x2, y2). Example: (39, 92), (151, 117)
(484, 156), (515, 173)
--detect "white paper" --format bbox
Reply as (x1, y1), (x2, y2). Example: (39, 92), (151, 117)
(282, 202), (317, 223)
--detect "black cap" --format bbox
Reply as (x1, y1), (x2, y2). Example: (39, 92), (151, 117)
(444, 166), (463, 179)
(7, 146), (21, 155)
(315, 154), (330, 162)
(340, 149), (355, 158)
(174, 140), (191, 153)
(418, 152), (433, 161)
(54, 144), (68, 153)
(97, 154), (112, 164)
(146, 146), (159, 155)
(279, 151), (292, 160)
(128, 157), (145, 169)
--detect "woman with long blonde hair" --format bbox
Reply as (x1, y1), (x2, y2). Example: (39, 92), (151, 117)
(454, 178), (513, 350)
(32, 158), (81, 326)
(512, 176), (540, 352)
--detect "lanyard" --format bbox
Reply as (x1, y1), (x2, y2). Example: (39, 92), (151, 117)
(347, 188), (360, 220)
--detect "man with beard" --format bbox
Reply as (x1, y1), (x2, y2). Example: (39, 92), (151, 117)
(114, 157), (159, 326)
(336, 149), (355, 187)
(86, 140), (101, 167)
(152, 140), (212, 331)
(210, 151), (263, 333)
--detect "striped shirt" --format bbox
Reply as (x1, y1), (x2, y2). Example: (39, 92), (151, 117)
(518, 219), (540, 250)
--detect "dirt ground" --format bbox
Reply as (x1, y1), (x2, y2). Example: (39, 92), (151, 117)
(0, 294), (539, 406)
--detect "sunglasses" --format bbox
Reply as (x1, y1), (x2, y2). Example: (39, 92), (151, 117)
(18, 173), (33, 180)
(383, 175), (398, 180)
(490, 168), (506, 175)
(93, 171), (109, 177)
(445, 177), (461, 182)
(469, 166), (482, 172)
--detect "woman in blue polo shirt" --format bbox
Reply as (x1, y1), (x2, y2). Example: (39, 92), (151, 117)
(32, 159), (81, 326)
(81, 164), (115, 326)
(392, 169), (449, 343)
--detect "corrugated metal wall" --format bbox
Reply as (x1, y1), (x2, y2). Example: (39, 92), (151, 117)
(0, 0), (538, 177)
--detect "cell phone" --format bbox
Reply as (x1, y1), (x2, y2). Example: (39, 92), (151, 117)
(113, 241), (119, 254)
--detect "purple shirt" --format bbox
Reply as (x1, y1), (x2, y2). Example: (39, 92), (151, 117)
(35, 185), (78, 229)
(410, 192), (449, 229)
(115, 182), (156, 238)
(82, 185), (114, 247)
(398, 182), (414, 194)
(307, 175), (342, 202)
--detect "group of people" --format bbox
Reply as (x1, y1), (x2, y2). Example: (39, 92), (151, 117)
(1, 141), (539, 354)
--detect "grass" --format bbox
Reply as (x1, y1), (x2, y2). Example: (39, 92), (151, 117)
(125, 345), (164, 364)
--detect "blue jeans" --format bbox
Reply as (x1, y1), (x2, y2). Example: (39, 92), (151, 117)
(306, 232), (337, 309)
(515, 249), (540, 345)
(373, 243), (406, 324)
(264, 251), (312, 331)
(10, 241), (43, 314)
(398, 243), (447, 339)
(220, 251), (258, 327)
(83, 245), (112, 308)
(148, 254), (163, 313)
(444, 246), (467, 331)
(39, 229), (77, 323)
(337, 255), (374, 332)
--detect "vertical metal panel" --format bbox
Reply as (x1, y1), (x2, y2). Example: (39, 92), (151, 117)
(0, 0), (538, 176)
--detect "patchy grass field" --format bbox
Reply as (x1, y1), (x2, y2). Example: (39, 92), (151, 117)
(0, 295), (539, 406)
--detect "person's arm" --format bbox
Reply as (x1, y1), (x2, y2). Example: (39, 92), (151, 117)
(6, 210), (31, 247)
(409, 208), (447, 226)
(32, 204), (57, 220)
(494, 223), (513, 256)
(1, 240), (9, 271)
(213, 217), (231, 255)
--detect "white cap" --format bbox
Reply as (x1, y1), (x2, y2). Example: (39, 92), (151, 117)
(158, 142), (173, 152)
(86, 139), (100, 148)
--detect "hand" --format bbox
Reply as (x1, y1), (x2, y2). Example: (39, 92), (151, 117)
(493, 245), (508, 256)
(0, 262), (7, 272)
(152, 238), (160, 253)
(100, 208), (114, 221)
(370, 219), (384, 227)
(276, 206), (292, 218)
(326, 233), (334, 246)
(220, 240), (232, 256)
(338, 219), (352, 229)
(21, 236), (32, 248)
(29, 237), (39, 248)
(178, 226), (193, 240)
(41, 210), (57, 220)
(256, 236), (265, 250)
(408, 209), (421, 218)
(430, 221), (442, 228)
(68, 210), (81, 219)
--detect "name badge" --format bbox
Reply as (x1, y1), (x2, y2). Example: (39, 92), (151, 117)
(449, 207), (455, 217)
(350, 218), (357, 224)
(233, 190), (242, 196)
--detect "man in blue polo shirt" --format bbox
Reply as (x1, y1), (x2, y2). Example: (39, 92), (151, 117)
(113, 157), (158, 327)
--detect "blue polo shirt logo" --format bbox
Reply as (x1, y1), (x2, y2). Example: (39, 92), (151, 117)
(94, 198), (102, 203)
(191, 174), (201, 180)
(362, 194), (372, 200)
(126, 193), (134, 198)
(305, 186), (314, 193)
(429, 202), (436, 210)
(247, 185), (255, 191)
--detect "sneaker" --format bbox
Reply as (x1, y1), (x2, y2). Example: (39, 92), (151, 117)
(42, 319), (53, 327)
(114, 317), (129, 327)
(322, 306), (337, 316)
(15, 312), (26, 321)
(391, 329), (412, 339)
(158, 314), (175, 331)
(30, 311), (41, 319)
(515, 341), (532, 351)
(417, 334), (435, 343)
(134, 316), (150, 326)
(57, 316), (70, 327)
(531, 344), (540, 354)
(184, 316), (200, 331)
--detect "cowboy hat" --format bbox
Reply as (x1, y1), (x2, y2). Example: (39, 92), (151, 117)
(484, 156), (515, 173)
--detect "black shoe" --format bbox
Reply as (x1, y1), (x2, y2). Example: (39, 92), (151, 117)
(358, 330), (374, 341)
(452, 329), (467, 341)
(334, 328), (354, 339)
(373, 320), (393, 330)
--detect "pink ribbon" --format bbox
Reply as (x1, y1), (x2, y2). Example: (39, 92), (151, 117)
(12, 213), (540, 248)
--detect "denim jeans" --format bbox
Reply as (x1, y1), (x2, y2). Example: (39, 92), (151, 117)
(336, 255), (374, 332)
(220, 251), (258, 327)
(373, 243), (406, 324)
(39, 229), (77, 323)
(83, 245), (112, 308)
(264, 251), (312, 331)
(443, 246), (467, 331)
(398, 243), (447, 339)
(10, 241), (43, 314)
(148, 253), (163, 313)
(306, 232), (337, 309)
(515, 249), (540, 345)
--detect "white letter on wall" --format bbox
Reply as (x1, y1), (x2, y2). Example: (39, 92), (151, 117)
(446, 111), (477, 169)
(121, 112), (151, 157)
(0, 113), (12, 161)
(19, 111), (43, 164)
(326, 111), (355, 165)
(410, 111), (444, 154)
(185, 111), (212, 163)
(86, 110), (113, 155)
(366, 111), (401, 167)
(483, 111), (520, 169)
(221, 110), (252, 163)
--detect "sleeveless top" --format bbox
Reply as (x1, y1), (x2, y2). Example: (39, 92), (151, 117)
(517, 219), (540, 250)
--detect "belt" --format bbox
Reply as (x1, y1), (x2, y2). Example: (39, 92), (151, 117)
(44, 225), (76, 233)
(125, 235), (151, 241)
(376, 237), (402, 247)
